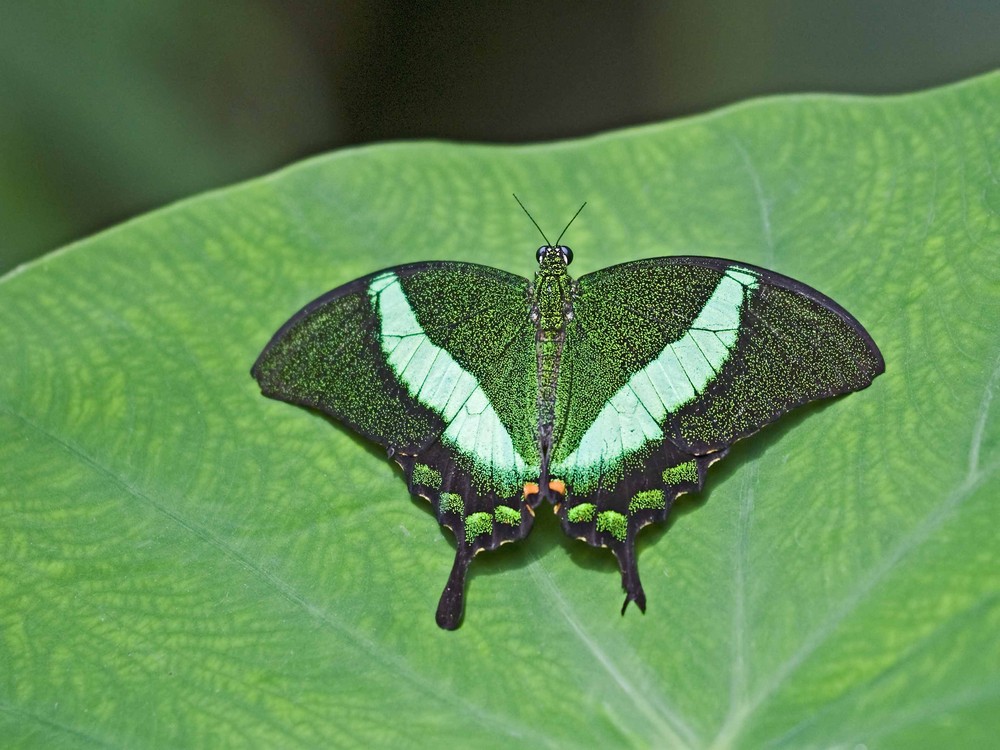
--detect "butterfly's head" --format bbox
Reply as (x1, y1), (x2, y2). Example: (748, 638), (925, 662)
(536, 245), (574, 267)
(513, 194), (586, 269)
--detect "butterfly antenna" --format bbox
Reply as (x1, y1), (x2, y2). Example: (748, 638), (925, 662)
(513, 193), (552, 247)
(554, 201), (587, 247)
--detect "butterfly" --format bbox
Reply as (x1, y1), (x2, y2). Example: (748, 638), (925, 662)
(251, 206), (884, 629)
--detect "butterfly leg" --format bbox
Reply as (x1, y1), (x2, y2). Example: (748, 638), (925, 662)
(614, 533), (646, 615)
(435, 547), (474, 630)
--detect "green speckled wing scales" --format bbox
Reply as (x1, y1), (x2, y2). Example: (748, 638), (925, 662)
(252, 262), (537, 628)
(552, 257), (885, 611)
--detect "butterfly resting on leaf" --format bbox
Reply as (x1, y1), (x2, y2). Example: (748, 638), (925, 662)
(251, 207), (884, 630)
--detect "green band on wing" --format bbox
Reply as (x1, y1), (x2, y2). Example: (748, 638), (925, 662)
(465, 512), (493, 543)
(628, 489), (665, 514)
(555, 267), (759, 491)
(596, 510), (628, 542)
(439, 492), (464, 516)
(412, 463), (442, 489)
(369, 272), (529, 492)
(662, 460), (699, 485)
(567, 502), (596, 523)
(494, 505), (521, 526)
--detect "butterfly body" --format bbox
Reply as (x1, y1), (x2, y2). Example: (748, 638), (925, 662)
(253, 245), (884, 629)
(531, 246), (575, 504)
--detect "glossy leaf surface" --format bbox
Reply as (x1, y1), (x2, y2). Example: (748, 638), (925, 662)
(2, 73), (998, 747)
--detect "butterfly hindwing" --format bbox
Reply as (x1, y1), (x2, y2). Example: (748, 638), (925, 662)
(558, 441), (723, 613)
(252, 261), (537, 628)
(552, 257), (885, 609)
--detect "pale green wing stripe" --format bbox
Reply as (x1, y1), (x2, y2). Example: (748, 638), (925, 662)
(368, 272), (529, 483)
(556, 267), (759, 480)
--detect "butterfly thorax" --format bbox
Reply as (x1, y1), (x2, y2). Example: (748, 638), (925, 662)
(530, 247), (576, 500)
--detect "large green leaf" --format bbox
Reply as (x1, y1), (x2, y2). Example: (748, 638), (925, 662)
(2, 72), (998, 748)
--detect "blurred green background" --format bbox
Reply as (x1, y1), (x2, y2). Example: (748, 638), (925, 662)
(2, 0), (998, 274)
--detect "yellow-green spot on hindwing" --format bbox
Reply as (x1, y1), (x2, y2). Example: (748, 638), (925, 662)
(628, 489), (665, 514)
(412, 463), (442, 489)
(596, 510), (628, 542)
(439, 492), (464, 516)
(465, 512), (493, 544)
(494, 505), (521, 526)
(567, 503), (596, 523)
(662, 460), (699, 485)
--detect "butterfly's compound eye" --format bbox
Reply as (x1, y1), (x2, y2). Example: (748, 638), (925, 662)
(558, 246), (574, 265)
(536, 246), (549, 264)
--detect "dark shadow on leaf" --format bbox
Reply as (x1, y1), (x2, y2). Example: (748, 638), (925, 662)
(639, 397), (839, 556)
